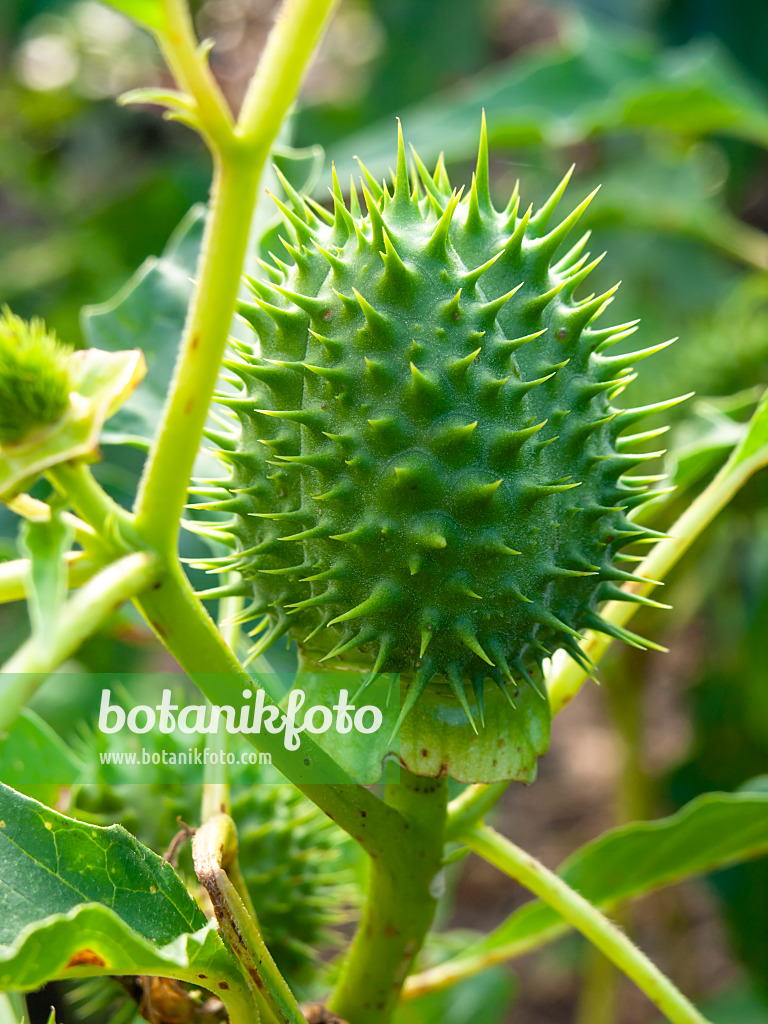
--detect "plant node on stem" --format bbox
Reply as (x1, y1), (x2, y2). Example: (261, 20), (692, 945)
(328, 768), (448, 1024)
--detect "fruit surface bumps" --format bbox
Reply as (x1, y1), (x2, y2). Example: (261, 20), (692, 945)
(201, 120), (677, 721)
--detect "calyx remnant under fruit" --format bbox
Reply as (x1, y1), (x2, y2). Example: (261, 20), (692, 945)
(197, 119), (680, 728)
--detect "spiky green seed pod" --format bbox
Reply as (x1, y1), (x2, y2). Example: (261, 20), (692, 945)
(0, 307), (72, 446)
(72, 736), (356, 983)
(202, 119), (680, 728)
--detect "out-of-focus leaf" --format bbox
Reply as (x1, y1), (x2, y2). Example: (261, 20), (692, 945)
(582, 146), (768, 271)
(81, 205), (206, 449)
(17, 510), (73, 645)
(0, 992), (25, 1024)
(657, 391), (763, 505)
(727, 387), (768, 472)
(0, 349), (146, 500)
(98, 0), (166, 34)
(700, 985), (768, 1023)
(0, 783), (204, 945)
(326, 18), (768, 184)
(397, 930), (515, 1024)
(395, 962), (514, 1024)
(0, 709), (86, 805)
(627, 273), (768, 410)
(81, 144), (324, 450)
(432, 791), (768, 979)
(0, 904), (240, 995)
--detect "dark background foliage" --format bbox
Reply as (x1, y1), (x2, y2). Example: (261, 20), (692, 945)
(1, 0), (767, 1021)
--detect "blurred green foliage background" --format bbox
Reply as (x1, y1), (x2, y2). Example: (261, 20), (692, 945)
(2, 0), (768, 1021)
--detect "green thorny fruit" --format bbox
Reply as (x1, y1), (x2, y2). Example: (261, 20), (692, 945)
(0, 307), (72, 446)
(198, 119), (682, 737)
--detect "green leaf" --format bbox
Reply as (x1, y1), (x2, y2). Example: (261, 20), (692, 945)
(98, 0), (166, 34)
(326, 18), (768, 185)
(0, 349), (145, 500)
(396, 931), (515, 1024)
(81, 145), (323, 450)
(0, 709), (86, 805)
(0, 992), (25, 1024)
(663, 983), (768, 1024)
(449, 791), (768, 971)
(395, 965), (514, 1024)
(0, 904), (239, 995)
(728, 387), (768, 472)
(0, 782), (204, 946)
(18, 510), (74, 644)
(580, 145), (768, 272)
(81, 206), (206, 449)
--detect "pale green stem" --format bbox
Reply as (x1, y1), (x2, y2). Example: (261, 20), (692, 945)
(445, 782), (509, 841)
(548, 409), (768, 714)
(0, 551), (103, 605)
(201, 589), (243, 821)
(47, 462), (136, 554)
(156, 0), (235, 153)
(461, 825), (710, 1024)
(6, 493), (97, 547)
(403, 918), (572, 999)
(135, 561), (406, 857)
(133, 156), (260, 552)
(237, 0), (338, 142)
(134, 0), (337, 554)
(0, 552), (158, 731)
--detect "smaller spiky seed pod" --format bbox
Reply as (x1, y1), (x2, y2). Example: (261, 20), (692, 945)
(72, 725), (357, 984)
(230, 781), (358, 983)
(0, 307), (72, 446)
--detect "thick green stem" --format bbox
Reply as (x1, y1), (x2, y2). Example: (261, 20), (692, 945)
(0, 551), (158, 731)
(135, 562), (404, 856)
(133, 156), (260, 552)
(237, 0), (338, 143)
(135, 0), (337, 554)
(329, 769), (448, 1024)
(462, 825), (710, 1024)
